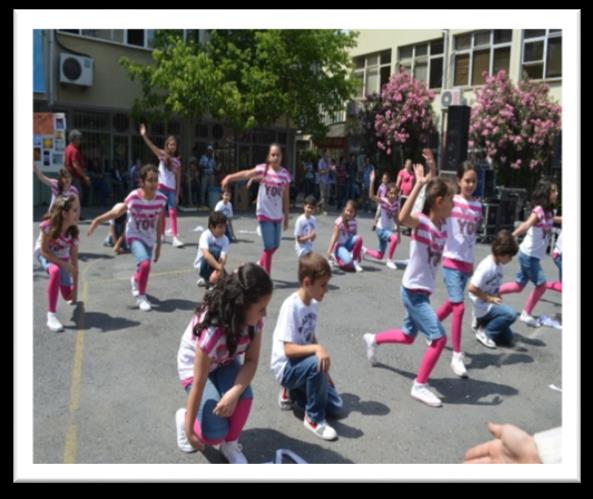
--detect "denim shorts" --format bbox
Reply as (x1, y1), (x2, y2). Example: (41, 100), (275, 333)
(159, 188), (176, 211)
(37, 254), (72, 286)
(400, 286), (446, 342)
(553, 255), (562, 281)
(515, 251), (546, 287)
(129, 239), (153, 267)
(442, 267), (471, 303)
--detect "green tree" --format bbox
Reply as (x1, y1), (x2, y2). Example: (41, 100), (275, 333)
(120, 29), (358, 141)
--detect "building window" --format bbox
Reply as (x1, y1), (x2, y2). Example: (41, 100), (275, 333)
(353, 49), (392, 98)
(453, 29), (512, 87)
(398, 39), (443, 90)
(521, 29), (562, 80)
(58, 29), (156, 49)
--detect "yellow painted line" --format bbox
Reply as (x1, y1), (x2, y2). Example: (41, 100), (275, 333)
(63, 263), (93, 464)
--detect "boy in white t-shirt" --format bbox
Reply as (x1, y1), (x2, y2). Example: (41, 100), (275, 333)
(194, 211), (229, 288)
(469, 230), (519, 349)
(270, 253), (342, 441)
(294, 195), (317, 258)
(214, 189), (237, 243)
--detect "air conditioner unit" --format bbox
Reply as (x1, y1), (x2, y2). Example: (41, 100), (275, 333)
(440, 88), (463, 108)
(59, 53), (93, 87)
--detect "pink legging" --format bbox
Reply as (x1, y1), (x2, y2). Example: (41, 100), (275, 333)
(258, 248), (276, 275)
(134, 260), (151, 296)
(47, 263), (73, 313)
(162, 208), (178, 237)
(436, 300), (465, 353)
(375, 329), (447, 384)
(365, 234), (399, 260)
(500, 281), (560, 315)
(193, 398), (253, 446)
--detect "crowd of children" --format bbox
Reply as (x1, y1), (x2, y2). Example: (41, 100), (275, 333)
(34, 132), (562, 464)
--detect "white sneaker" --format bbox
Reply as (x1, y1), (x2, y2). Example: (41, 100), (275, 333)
(410, 381), (442, 407)
(47, 312), (64, 332)
(361, 246), (369, 260)
(196, 277), (206, 287)
(353, 261), (363, 273)
(386, 260), (397, 270)
(175, 408), (198, 453)
(278, 387), (293, 410)
(519, 311), (541, 328)
(475, 329), (496, 349)
(219, 440), (248, 464)
(130, 276), (140, 297)
(137, 295), (152, 312)
(172, 237), (185, 248)
(363, 333), (378, 366)
(303, 414), (338, 441)
(451, 352), (468, 378)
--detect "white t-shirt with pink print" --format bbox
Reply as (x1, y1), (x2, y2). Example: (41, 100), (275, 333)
(254, 163), (292, 222)
(520, 206), (554, 260)
(443, 194), (482, 268)
(124, 189), (167, 248)
(402, 213), (447, 293)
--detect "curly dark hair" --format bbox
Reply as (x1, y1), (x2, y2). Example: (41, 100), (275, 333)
(193, 263), (273, 355)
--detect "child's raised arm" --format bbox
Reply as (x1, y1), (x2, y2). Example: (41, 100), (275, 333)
(87, 202), (127, 236)
(398, 163), (430, 230)
(33, 162), (54, 188)
(368, 168), (379, 203)
(512, 212), (539, 238)
(139, 123), (163, 158)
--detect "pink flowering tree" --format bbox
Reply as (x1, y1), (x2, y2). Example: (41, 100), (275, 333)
(374, 70), (438, 163)
(469, 70), (561, 188)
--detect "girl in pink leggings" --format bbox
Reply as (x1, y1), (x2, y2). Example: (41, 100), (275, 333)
(326, 200), (364, 272)
(175, 263), (273, 464)
(499, 180), (562, 327)
(363, 163), (454, 408)
(87, 164), (166, 312)
(34, 195), (80, 332)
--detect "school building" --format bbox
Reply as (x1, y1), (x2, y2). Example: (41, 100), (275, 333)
(314, 29), (562, 174)
(33, 29), (297, 207)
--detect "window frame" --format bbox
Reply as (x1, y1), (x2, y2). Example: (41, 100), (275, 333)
(398, 38), (444, 90)
(452, 29), (513, 88)
(521, 29), (562, 81)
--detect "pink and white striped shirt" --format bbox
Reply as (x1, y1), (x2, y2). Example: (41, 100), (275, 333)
(334, 215), (358, 247)
(520, 205), (554, 260)
(177, 312), (263, 387)
(443, 194), (482, 271)
(49, 180), (79, 210)
(34, 220), (79, 261)
(377, 196), (400, 231)
(124, 189), (167, 248)
(402, 213), (447, 293)
(254, 164), (292, 222)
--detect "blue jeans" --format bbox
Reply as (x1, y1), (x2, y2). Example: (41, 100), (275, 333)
(478, 304), (518, 345)
(516, 251), (546, 287)
(375, 228), (394, 256)
(37, 255), (71, 286)
(442, 267), (471, 303)
(400, 287), (446, 342)
(159, 189), (176, 211)
(334, 235), (360, 268)
(259, 220), (282, 251)
(281, 355), (343, 424)
(129, 239), (153, 267)
(184, 359), (253, 442)
(200, 174), (214, 206)
(199, 246), (222, 281)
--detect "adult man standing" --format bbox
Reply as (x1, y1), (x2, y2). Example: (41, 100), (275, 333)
(64, 129), (90, 208)
(199, 145), (218, 207)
